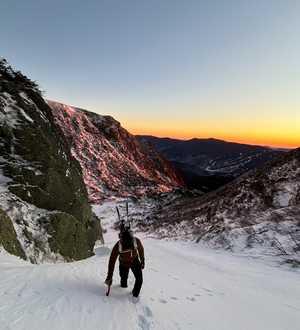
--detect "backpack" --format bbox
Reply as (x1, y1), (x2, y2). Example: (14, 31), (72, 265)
(118, 236), (138, 260)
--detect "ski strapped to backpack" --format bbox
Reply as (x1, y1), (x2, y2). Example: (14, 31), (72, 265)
(116, 202), (132, 239)
(116, 203), (138, 260)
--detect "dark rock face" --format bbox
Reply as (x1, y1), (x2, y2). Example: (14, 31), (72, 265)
(47, 101), (184, 202)
(0, 60), (103, 262)
(40, 212), (100, 261)
(3, 89), (91, 222)
(0, 208), (27, 261)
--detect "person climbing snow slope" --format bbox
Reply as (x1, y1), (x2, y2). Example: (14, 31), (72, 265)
(105, 229), (145, 297)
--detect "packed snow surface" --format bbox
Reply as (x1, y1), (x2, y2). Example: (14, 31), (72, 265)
(1, 201), (300, 330)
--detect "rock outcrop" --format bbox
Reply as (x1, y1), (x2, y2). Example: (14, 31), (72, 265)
(0, 208), (27, 260)
(0, 59), (103, 263)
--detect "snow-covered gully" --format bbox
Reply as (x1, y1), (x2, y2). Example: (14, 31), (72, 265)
(1, 212), (299, 330)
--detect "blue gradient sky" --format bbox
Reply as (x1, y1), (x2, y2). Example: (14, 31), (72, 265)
(1, 0), (300, 148)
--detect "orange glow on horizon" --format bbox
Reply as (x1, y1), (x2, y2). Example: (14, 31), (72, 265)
(119, 112), (300, 150)
(125, 126), (299, 149)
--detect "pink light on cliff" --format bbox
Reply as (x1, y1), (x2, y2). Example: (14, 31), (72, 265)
(46, 100), (184, 202)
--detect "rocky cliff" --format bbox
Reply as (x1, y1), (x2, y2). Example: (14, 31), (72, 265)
(0, 59), (103, 263)
(47, 101), (185, 203)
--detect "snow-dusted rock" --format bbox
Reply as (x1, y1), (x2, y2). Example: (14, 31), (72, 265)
(47, 100), (184, 203)
(0, 60), (102, 263)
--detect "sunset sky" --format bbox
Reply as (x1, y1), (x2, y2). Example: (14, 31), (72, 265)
(1, 0), (299, 148)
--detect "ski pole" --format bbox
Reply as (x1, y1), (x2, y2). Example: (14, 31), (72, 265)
(116, 206), (121, 221)
(106, 285), (111, 296)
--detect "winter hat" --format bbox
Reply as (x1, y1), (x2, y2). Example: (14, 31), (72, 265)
(121, 230), (133, 249)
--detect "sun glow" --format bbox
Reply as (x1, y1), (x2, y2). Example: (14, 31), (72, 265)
(124, 118), (299, 149)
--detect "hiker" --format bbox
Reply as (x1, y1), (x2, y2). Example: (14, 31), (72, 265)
(105, 229), (145, 297)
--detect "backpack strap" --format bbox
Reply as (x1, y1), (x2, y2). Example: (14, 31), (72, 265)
(133, 237), (137, 249)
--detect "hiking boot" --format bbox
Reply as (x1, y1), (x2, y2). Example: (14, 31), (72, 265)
(132, 289), (139, 298)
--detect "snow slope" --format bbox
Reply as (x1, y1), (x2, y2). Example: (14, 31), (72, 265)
(1, 201), (300, 330)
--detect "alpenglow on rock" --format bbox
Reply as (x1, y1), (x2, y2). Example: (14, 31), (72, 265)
(0, 59), (103, 263)
(47, 100), (185, 203)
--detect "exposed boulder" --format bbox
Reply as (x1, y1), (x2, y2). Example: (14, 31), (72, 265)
(0, 208), (27, 261)
(40, 212), (101, 261)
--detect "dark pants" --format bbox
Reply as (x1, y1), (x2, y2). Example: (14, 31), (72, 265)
(119, 259), (143, 296)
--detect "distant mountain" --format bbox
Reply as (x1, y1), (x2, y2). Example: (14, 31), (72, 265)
(139, 136), (287, 176)
(0, 59), (102, 263)
(139, 135), (288, 192)
(47, 101), (184, 203)
(131, 147), (300, 265)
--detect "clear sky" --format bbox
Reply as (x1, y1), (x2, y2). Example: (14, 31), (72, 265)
(1, 0), (300, 148)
